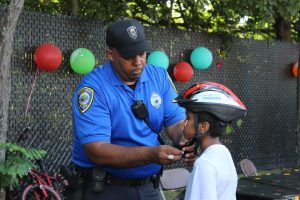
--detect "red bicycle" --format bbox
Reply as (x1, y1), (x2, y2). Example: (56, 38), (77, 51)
(19, 159), (68, 200)
(10, 128), (69, 200)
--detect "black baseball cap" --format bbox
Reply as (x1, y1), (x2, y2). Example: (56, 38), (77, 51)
(106, 18), (152, 59)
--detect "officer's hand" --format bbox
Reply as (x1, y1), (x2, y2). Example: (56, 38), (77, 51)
(154, 145), (183, 165)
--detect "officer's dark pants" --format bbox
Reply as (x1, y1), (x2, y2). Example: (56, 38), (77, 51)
(84, 181), (161, 200)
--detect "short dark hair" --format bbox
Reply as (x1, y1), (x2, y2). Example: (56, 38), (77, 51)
(198, 111), (227, 137)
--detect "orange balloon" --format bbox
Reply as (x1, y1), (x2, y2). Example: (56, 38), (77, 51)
(291, 62), (298, 77)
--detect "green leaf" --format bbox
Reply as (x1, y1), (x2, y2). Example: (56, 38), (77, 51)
(0, 142), (46, 189)
(236, 119), (244, 128)
(224, 124), (234, 135)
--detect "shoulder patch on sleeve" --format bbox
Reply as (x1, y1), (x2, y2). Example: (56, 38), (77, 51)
(78, 87), (94, 113)
(167, 73), (178, 93)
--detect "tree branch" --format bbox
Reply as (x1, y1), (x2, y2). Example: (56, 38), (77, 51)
(0, 1), (25, 183)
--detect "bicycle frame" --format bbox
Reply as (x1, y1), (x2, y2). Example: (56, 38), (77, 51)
(28, 168), (55, 198)
(11, 128), (67, 199)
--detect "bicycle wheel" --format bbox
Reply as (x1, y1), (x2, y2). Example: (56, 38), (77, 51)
(21, 184), (62, 200)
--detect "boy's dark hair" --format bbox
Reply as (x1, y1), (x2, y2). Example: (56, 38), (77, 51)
(198, 111), (228, 137)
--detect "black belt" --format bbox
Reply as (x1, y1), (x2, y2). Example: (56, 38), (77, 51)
(75, 165), (158, 187)
(105, 174), (153, 186)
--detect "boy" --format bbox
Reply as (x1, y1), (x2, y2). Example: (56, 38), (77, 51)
(173, 81), (247, 200)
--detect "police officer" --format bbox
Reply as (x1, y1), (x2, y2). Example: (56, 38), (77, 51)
(71, 17), (196, 200)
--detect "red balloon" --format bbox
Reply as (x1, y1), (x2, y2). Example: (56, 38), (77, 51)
(291, 62), (298, 77)
(173, 61), (194, 82)
(34, 44), (62, 71)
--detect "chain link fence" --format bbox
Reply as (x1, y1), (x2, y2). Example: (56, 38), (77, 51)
(1, 6), (299, 173)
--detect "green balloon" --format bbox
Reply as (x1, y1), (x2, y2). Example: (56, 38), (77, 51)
(70, 48), (96, 74)
(190, 47), (213, 70)
(147, 51), (169, 69)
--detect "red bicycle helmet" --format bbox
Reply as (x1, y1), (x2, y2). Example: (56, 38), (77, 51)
(173, 81), (247, 122)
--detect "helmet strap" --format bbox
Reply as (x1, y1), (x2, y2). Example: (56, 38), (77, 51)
(193, 113), (213, 153)
(193, 113), (200, 155)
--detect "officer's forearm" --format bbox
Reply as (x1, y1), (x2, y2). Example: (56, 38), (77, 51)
(84, 142), (158, 167)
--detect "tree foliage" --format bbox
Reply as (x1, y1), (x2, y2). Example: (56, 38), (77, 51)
(0, 0), (300, 41)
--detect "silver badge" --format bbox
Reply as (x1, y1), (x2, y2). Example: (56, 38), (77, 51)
(150, 92), (161, 108)
(127, 26), (137, 39)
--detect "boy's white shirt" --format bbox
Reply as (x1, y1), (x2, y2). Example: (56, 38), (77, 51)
(184, 144), (237, 200)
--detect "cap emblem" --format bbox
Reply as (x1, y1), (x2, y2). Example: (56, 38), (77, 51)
(127, 26), (137, 39)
